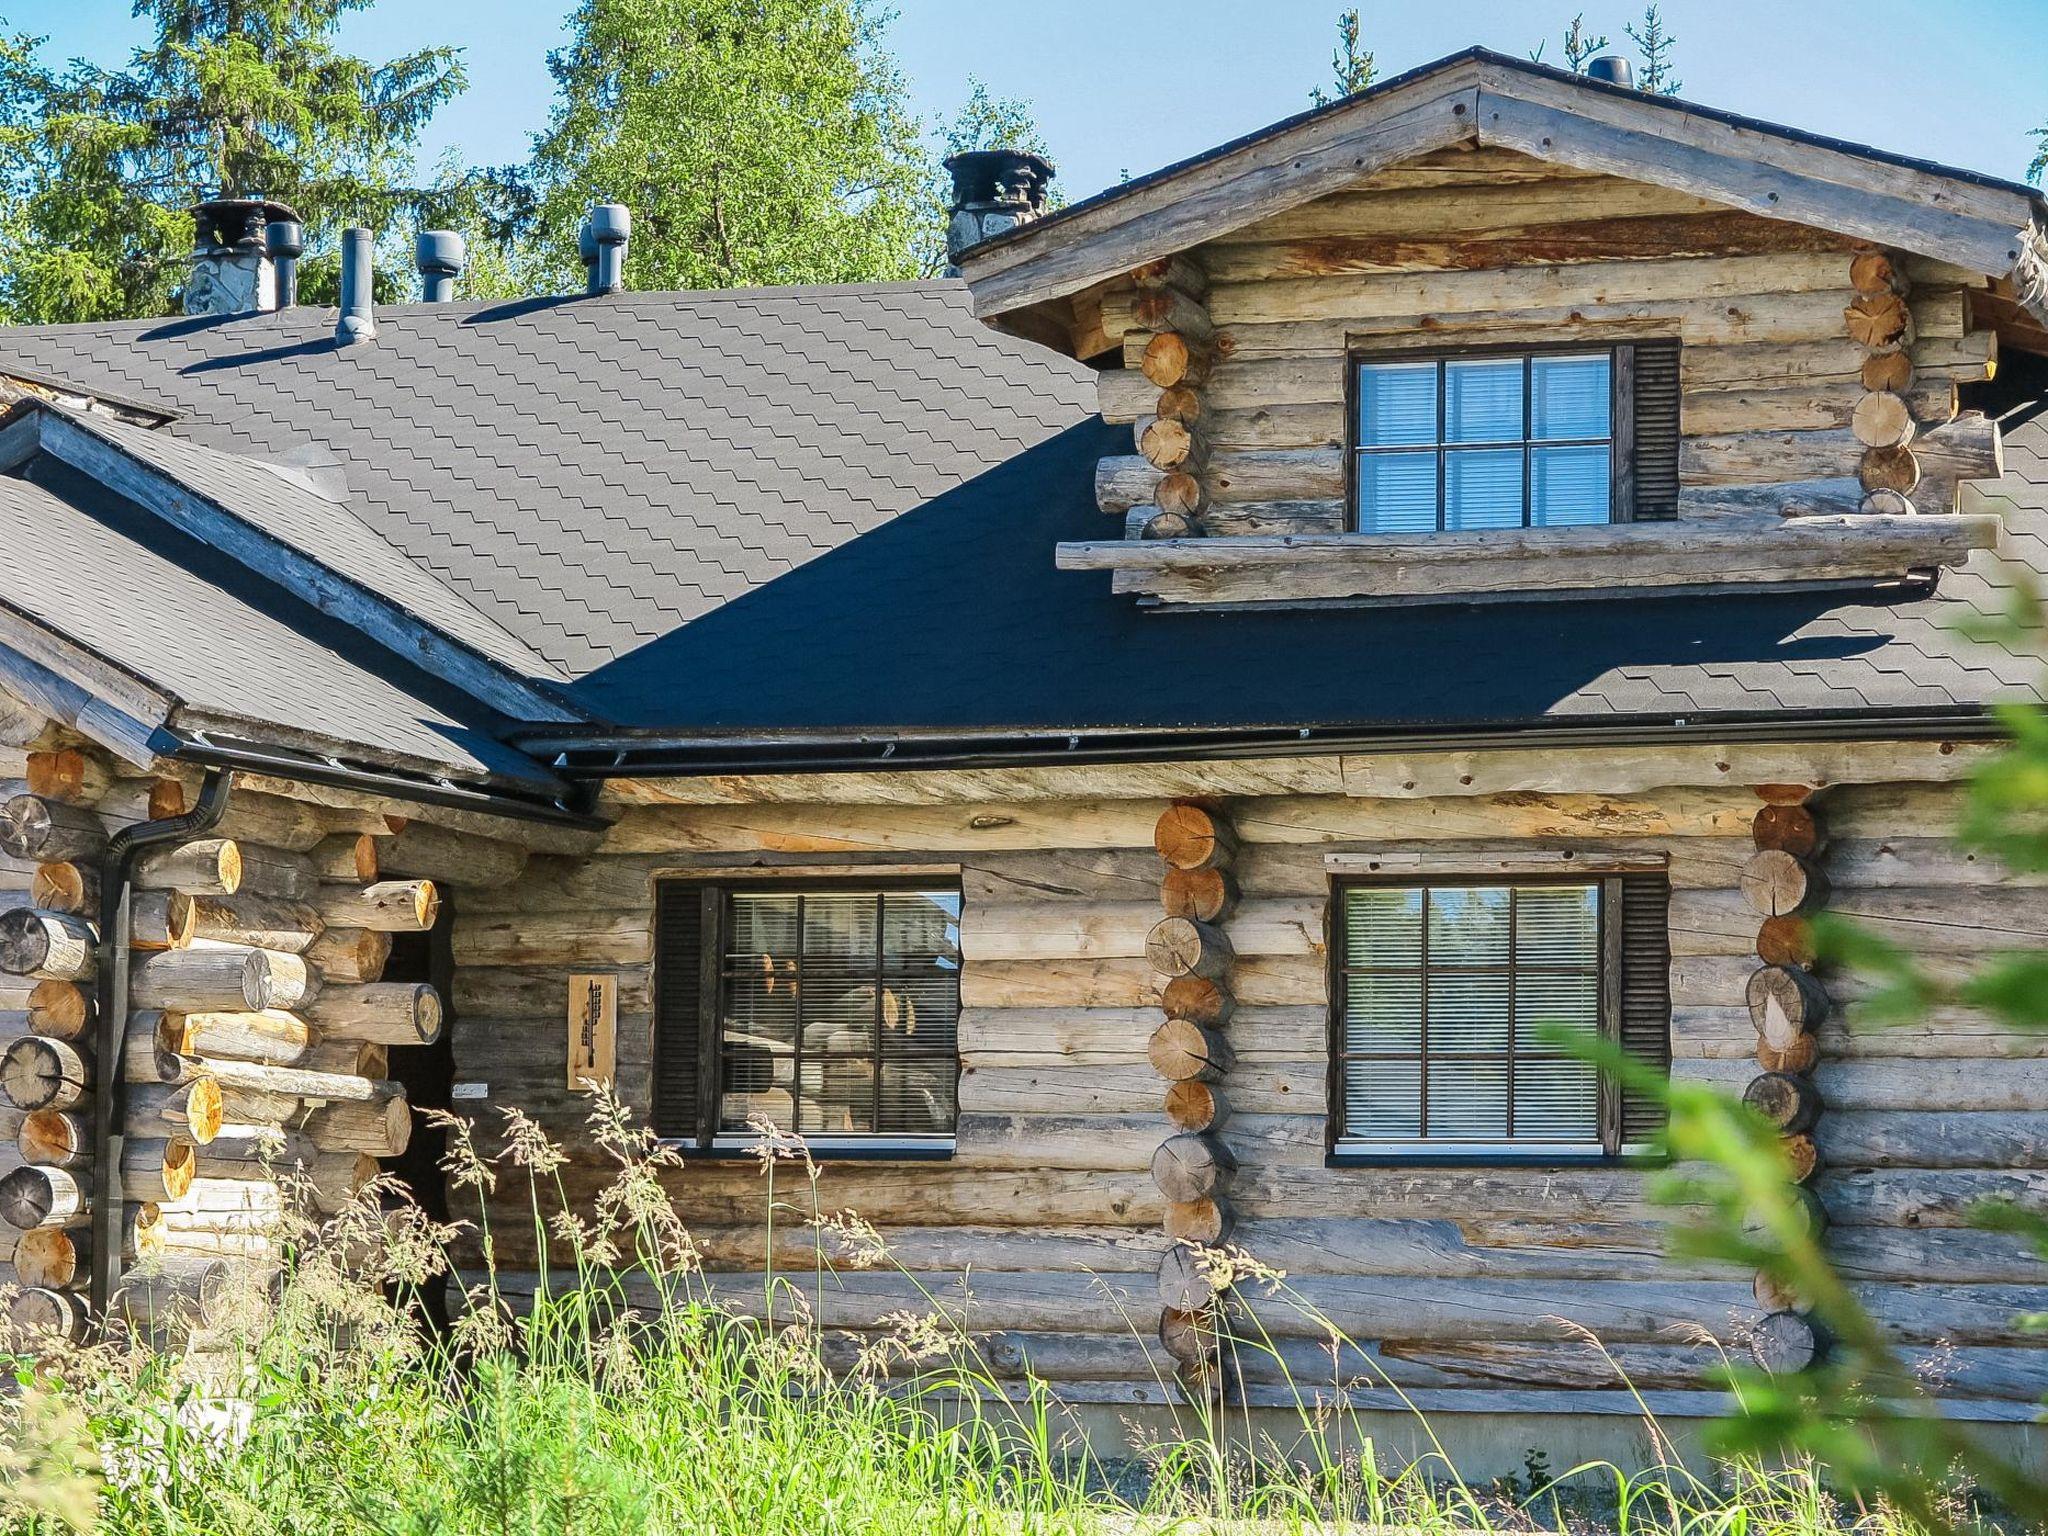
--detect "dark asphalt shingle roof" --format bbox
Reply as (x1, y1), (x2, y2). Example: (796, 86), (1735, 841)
(0, 281), (2040, 744)
(0, 456), (550, 783)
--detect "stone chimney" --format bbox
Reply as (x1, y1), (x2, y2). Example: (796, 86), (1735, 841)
(942, 150), (1055, 274)
(184, 196), (302, 317)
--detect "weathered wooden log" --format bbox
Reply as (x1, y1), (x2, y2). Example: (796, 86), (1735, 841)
(1164, 1197), (1234, 1246)
(12, 1225), (78, 1287)
(1095, 454), (1163, 515)
(24, 748), (112, 806)
(1141, 509), (1200, 539)
(1160, 866), (1238, 924)
(98, 776), (189, 823)
(130, 949), (261, 1012)
(242, 949), (321, 1011)
(1756, 916), (1816, 968)
(1139, 417), (1206, 474)
(30, 861), (95, 915)
(1754, 1270), (1803, 1314)
(1159, 1305), (1218, 1366)
(187, 892), (323, 953)
(1140, 332), (1213, 390)
(1146, 917), (1233, 981)
(0, 1036), (88, 1111)
(1147, 1019), (1235, 1083)
(1133, 289), (1214, 346)
(1752, 804), (1821, 857)
(213, 792), (331, 853)
(128, 1078), (223, 1143)
(1844, 290), (1910, 351)
(179, 1009), (311, 1066)
(235, 843), (316, 901)
(0, 795), (106, 863)
(300, 1040), (386, 1078)
(1153, 1131), (1235, 1203)
(302, 982), (440, 1044)
(129, 890), (194, 951)
(1159, 1243), (1220, 1310)
(304, 926), (389, 984)
(376, 823), (527, 887)
(1747, 966), (1831, 1044)
(18, 1108), (85, 1167)
(1758, 1034), (1820, 1074)
(1750, 1310), (1820, 1372)
(1131, 254), (1208, 299)
(216, 1083), (301, 1125)
(1858, 444), (1919, 495)
(1745, 1072), (1823, 1135)
(0, 1163), (86, 1228)
(1860, 488), (1915, 515)
(134, 838), (241, 896)
(1154, 385), (1203, 425)
(122, 1137), (195, 1201)
(1851, 391), (1915, 450)
(1160, 975), (1234, 1028)
(0, 909), (95, 979)
(1782, 1132), (1821, 1184)
(315, 880), (438, 933)
(1155, 468), (1208, 517)
(181, 1055), (388, 1103)
(302, 1089), (411, 1157)
(1849, 251), (1903, 296)
(1859, 352), (1914, 393)
(1164, 1080), (1230, 1133)
(8, 1286), (85, 1343)
(25, 980), (88, 1041)
(307, 833), (379, 884)
(1739, 851), (1828, 918)
(116, 1255), (246, 1332)
(1154, 805), (1237, 871)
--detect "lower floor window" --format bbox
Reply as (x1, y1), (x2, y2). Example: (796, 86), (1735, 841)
(653, 881), (961, 1151)
(1332, 876), (1669, 1159)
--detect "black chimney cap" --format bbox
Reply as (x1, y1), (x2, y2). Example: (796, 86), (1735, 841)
(192, 196), (302, 251)
(1585, 55), (1634, 88)
(943, 149), (1055, 213)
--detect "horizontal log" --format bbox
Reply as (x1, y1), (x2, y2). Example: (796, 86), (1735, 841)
(303, 926), (389, 984)
(128, 1078), (224, 1143)
(18, 1107), (85, 1166)
(1, 1035), (89, 1111)
(123, 1137), (196, 1202)
(311, 878), (437, 933)
(0, 1162), (86, 1228)
(234, 843), (317, 901)
(130, 948), (261, 1012)
(130, 890), (195, 951)
(375, 823), (527, 887)
(0, 795), (106, 862)
(133, 838), (241, 896)
(24, 747), (112, 806)
(177, 1009), (311, 1066)
(24, 979), (87, 1041)
(301, 1090), (410, 1157)
(30, 861), (95, 915)
(186, 892), (323, 953)
(307, 833), (379, 884)
(212, 792), (331, 853)
(0, 908), (94, 980)
(302, 983), (442, 1044)
(241, 948), (320, 1011)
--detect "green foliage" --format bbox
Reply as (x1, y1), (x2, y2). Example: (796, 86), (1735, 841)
(529, 0), (929, 295)
(1530, 13), (1611, 70)
(0, 0), (473, 323)
(2030, 126), (2046, 186)
(1308, 8), (1375, 109)
(917, 76), (1058, 276)
(1625, 5), (1681, 95)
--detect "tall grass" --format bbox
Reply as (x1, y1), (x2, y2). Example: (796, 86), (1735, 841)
(0, 1096), (1959, 1535)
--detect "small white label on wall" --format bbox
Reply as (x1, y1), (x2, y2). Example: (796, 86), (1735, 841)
(451, 1082), (490, 1102)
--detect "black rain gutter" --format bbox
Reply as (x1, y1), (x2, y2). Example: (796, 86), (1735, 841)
(91, 770), (231, 1319)
(516, 707), (2007, 781)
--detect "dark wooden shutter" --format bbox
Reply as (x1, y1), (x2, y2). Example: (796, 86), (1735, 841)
(1615, 874), (1673, 1145)
(1628, 340), (1682, 521)
(651, 881), (709, 1140)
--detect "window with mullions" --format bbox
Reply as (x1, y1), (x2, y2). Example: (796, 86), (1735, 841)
(1332, 877), (1670, 1160)
(652, 882), (961, 1152)
(1352, 349), (1626, 532)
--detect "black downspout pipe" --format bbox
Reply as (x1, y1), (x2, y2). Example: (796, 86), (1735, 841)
(90, 770), (231, 1319)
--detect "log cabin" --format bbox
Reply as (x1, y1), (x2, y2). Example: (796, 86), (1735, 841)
(0, 46), (2045, 1465)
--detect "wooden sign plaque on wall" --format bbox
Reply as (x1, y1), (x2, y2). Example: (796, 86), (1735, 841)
(567, 973), (617, 1091)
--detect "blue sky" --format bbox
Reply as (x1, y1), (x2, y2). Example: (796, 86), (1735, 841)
(16, 0), (2048, 206)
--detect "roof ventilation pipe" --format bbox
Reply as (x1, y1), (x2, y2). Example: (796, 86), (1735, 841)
(265, 219), (303, 309)
(336, 227), (377, 344)
(1585, 55), (1634, 88)
(415, 229), (465, 302)
(584, 202), (630, 295)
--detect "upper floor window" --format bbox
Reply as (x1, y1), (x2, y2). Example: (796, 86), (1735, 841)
(652, 880), (961, 1155)
(1331, 875), (1671, 1161)
(1350, 342), (1680, 532)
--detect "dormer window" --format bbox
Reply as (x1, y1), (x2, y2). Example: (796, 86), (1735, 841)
(1350, 342), (1680, 531)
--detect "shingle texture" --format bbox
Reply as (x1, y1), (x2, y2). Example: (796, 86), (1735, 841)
(0, 457), (546, 781)
(0, 284), (1095, 680)
(0, 282), (2041, 740)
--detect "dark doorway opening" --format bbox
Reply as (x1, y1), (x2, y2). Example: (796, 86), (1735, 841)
(380, 891), (455, 1328)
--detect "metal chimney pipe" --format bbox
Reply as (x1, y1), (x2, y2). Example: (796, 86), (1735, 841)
(1586, 54), (1634, 88)
(586, 202), (630, 295)
(264, 220), (303, 309)
(415, 229), (465, 302)
(336, 227), (377, 344)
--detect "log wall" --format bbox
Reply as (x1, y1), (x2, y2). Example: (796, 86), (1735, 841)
(450, 772), (2048, 1419)
(1091, 147), (2001, 538)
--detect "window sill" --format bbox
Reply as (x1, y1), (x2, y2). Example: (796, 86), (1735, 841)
(1055, 511), (2000, 607)
(660, 1136), (955, 1163)
(1328, 1144), (1664, 1168)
